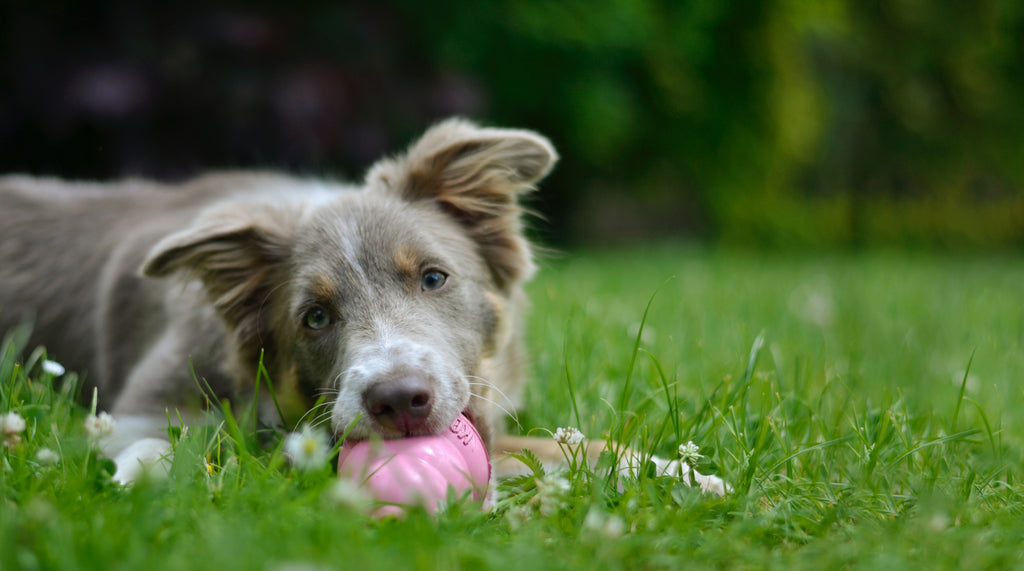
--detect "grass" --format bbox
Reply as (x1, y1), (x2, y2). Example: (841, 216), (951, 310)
(3, 243), (1024, 569)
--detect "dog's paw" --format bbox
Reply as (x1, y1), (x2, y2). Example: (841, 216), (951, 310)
(111, 437), (172, 484)
(621, 454), (731, 496)
(660, 458), (731, 496)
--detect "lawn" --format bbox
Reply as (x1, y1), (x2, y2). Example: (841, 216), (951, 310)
(3, 243), (1024, 570)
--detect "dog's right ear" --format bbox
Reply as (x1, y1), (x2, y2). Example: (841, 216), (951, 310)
(140, 208), (294, 346)
(366, 118), (557, 290)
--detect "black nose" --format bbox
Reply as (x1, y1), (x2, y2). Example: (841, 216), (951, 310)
(362, 375), (434, 435)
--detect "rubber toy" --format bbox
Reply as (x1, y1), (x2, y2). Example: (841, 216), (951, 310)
(337, 414), (490, 514)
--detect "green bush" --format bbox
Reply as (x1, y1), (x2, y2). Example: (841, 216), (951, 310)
(393, 0), (1024, 248)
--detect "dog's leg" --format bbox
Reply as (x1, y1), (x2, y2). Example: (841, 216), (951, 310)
(103, 414), (174, 484)
(101, 329), (206, 484)
(491, 435), (729, 496)
(111, 438), (173, 483)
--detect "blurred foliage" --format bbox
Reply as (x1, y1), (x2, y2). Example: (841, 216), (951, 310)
(2, 1), (1023, 248)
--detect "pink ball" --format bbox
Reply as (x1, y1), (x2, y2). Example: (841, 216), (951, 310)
(337, 414), (490, 514)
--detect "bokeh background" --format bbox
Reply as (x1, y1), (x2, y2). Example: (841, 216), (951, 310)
(3, 1), (1023, 249)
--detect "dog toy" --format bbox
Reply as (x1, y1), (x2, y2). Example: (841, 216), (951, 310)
(337, 414), (490, 515)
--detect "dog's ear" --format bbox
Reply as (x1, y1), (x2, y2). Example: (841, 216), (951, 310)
(140, 208), (293, 346)
(367, 118), (558, 289)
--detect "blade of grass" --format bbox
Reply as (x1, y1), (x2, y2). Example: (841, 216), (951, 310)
(885, 428), (981, 469)
(255, 349), (287, 427)
(951, 349), (976, 434)
(563, 310), (582, 430)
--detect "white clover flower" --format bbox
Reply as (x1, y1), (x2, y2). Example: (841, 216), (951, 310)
(42, 360), (66, 376)
(583, 507), (627, 539)
(678, 441), (702, 466)
(1, 411), (26, 436)
(84, 411), (116, 441)
(553, 426), (585, 446)
(536, 473), (570, 495)
(35, 448), (60, 466)
(928, 512), (951, 532)
(534, 473), (571, 516)
(604, 514), (626, 537)
(284, 425), (330, 472)
(582, 507), (604, 530)
(505, 504), (532, 530)
(326, 479), (372, 511)
(0, 411), (26, 448)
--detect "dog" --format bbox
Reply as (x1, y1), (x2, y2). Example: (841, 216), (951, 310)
(0, 118), (726, 494)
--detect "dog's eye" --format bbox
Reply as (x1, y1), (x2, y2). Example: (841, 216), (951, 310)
(421, 270), (448, 292)
(303, 306), (332, 330)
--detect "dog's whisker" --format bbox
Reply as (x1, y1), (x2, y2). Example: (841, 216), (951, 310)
(309, 410), (335, 430)
(331, 370), (346, 391)
(294, 400), (333, 428)
(464, 374), (509, 396)
(312, 388), (339, 398)
(469, 390), (522, 431)
(466, 385), (520, 418)
(464, 376), (518, 410)
(465, 382), (516, 410)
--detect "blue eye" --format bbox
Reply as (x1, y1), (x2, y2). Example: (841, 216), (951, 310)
(303, 306), (331, 330)
(421, 270), (448, 291)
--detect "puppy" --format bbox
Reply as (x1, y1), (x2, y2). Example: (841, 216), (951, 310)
(0, 119), (726, 494)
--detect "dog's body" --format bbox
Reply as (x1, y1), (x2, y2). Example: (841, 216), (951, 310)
(1, 119), (726, 494)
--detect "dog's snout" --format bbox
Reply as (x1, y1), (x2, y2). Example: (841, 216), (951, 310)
(362, 375), (434, 435)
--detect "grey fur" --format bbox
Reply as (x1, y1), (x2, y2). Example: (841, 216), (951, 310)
(0, 119), (558, 453)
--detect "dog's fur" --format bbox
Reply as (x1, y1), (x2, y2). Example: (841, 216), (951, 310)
(0, 118), (726, 494)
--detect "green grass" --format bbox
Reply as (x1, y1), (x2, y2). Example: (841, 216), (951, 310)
(4, 243), (1024, 569)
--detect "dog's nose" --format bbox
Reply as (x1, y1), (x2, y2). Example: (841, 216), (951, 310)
(362, 376), (434, 435)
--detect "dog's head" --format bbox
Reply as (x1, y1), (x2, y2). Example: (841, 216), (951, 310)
(140, 119), (557, 444)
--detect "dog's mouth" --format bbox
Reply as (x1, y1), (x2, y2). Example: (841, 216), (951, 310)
(388, 407), (478, 439)
(333, 407), (478, 445)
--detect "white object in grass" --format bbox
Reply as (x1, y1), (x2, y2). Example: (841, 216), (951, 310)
(535, 473), (571, 516)
(112, 438), (172, 483)
(284, 425), (330, 472)
(42, 359), (66, 376)
(1, 411), (26, 436)
(326, 479), (372, 512)
(35, 448), (60, 465)
(0, 411), (26, 448)
(619, 451), (730, 496)
(84, 411), (116, 441)
(553, 426), (585, 446)
(678, 441), (702, 466)
(583, 507), (627, 539)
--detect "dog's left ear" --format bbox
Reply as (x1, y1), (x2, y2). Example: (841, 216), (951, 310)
(367, 118), (558, 289)
(140, 206), (295, 347)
